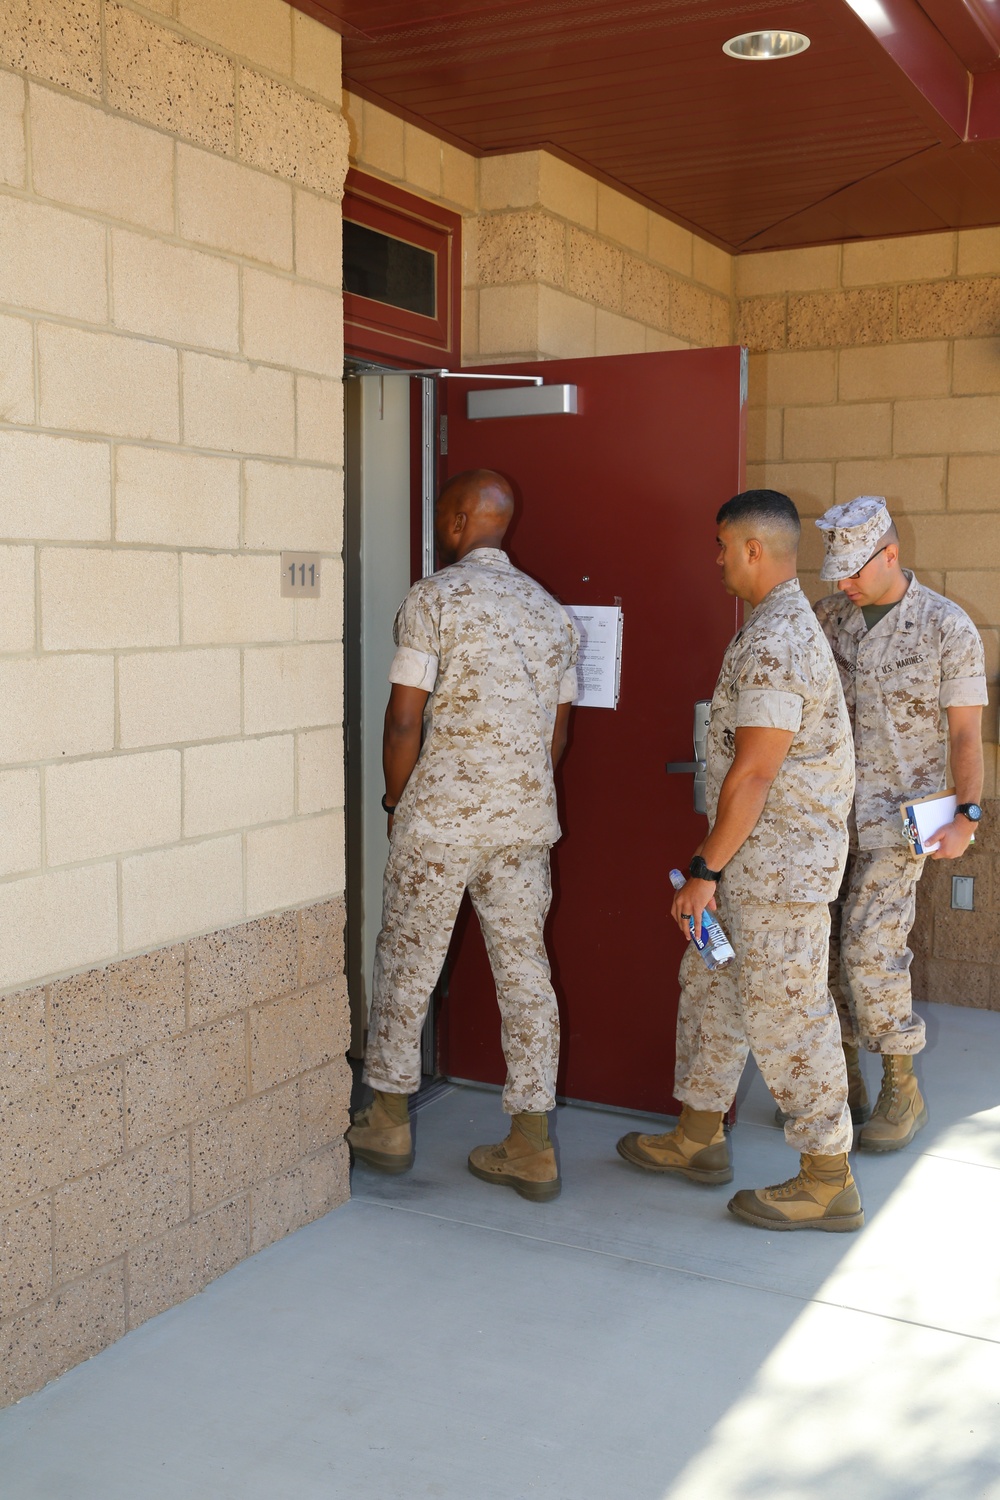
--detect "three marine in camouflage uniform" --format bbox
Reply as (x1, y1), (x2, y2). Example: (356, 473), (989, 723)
(813, 497), (987, 1151)
(348, 470), (578, 1200)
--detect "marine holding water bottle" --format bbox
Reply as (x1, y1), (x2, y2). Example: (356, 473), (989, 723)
(616, 490), (863, 1233)
(667, 868), (735, 970)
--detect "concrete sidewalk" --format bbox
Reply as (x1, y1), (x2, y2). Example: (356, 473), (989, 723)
(1, 1000), (998, 1499)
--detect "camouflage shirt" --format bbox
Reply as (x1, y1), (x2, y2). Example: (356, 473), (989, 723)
(388, 547), (579, 847)
(815, 572), (987, 849)
(707, 578), (854, 904)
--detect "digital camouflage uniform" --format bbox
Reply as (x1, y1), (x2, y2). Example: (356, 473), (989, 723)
(816, 572), (987, 1055)
(364, 547), (579, 1114)
(675, 578), (856, 1155)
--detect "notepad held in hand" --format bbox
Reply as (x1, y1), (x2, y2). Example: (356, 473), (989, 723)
(900, 788), (957, 857)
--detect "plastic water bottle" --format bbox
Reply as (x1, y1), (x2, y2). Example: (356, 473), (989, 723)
(669, 868), (735, 970)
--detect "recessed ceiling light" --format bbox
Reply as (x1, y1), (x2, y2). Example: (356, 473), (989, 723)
(722, 30), (811, 60)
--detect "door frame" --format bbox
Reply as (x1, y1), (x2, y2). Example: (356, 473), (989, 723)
(343, 358), (440, 1074)
(342, 360), (575, 1071)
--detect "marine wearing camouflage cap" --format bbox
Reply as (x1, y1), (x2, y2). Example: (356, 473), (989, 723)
(813, 490), (987, 1154)
(815, 496), (892, 581)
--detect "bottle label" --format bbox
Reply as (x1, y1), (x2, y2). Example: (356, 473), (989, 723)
(693, 914), (735, 966)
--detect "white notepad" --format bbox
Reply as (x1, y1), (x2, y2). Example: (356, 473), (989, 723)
(900, 789), (956, 857)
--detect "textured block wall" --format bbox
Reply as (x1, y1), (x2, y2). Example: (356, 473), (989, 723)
(340, 92), (734, 363)
(1, 901), (349, 1407)
(0, 0), (350, 1405)
(738, 234), (1000, 1009)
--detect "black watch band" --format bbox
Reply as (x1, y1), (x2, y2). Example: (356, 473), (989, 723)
(689, 854), (723, 883)
(381, 793), (397, 814)
(956, 802), (983, 822)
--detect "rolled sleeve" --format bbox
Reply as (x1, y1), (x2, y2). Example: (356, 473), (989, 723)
(940, 674), (989, 708)
(939, 613), (986, 695)
(393, 586), (439, 652)
(557, 609), (581, 704)
(558, 665), (579, 704)
(389, 646), (437, 691)
(736, 688), (803, 732)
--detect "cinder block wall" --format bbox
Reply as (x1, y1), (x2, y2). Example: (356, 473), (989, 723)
(0, 0), (351, 1405)
(341, 92), (734, 362)
(739, 236), (1000, 1009)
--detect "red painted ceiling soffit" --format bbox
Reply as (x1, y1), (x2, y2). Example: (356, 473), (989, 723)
(293, 0), (1000, 251)
(918, 0), (1000, 70)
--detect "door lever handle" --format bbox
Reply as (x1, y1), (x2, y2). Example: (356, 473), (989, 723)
(666, 761), (705, 774)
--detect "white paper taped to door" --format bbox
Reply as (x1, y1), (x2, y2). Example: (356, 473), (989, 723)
(564, 605), (623, 709)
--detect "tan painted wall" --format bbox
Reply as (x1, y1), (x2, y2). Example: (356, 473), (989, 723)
(1, 0), (349, 990)
(341, 92), (734, 363)
(738, 234), (1000, 709)
(1, 0), (351, 1405)
(738, 234), (1000, 1009)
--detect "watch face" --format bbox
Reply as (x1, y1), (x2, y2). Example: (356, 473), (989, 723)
(960, 804), (983, 821)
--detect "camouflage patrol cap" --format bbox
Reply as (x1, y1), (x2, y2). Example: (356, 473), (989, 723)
(815, 496), (893, 581)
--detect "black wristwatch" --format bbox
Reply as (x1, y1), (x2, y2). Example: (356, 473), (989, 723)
(689, 854), (723, 883)
(956, 803), (983, 823)
(381, 793), (397, 814)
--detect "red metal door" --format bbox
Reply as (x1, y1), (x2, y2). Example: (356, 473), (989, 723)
(437, 348), (745, 1115)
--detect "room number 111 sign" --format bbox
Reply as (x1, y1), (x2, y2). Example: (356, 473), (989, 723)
(280, 552), (322, 597)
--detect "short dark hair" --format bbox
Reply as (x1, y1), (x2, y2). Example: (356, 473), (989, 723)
(716, 489), (801, 537)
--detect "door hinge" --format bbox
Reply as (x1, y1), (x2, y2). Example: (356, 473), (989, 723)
(439, 415), (448, 455)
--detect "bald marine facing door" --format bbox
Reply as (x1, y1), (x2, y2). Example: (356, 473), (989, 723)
(437, 347), (745, 1115)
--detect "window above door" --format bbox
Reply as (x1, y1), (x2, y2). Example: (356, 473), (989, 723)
(343, 170), (462, 369)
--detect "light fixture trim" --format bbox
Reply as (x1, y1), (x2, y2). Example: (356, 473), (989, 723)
(722, 29), (811, 60)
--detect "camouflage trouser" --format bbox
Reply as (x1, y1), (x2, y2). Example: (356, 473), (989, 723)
(364, 830), (559, 1114)
(675, 895), (851, 1156)
(830, 844), (927, 1055)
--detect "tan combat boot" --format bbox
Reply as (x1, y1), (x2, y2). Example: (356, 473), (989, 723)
(858, 1055), (927, 1153)
(774, 1042), (870, 1127)
(347, 1090), (413, 1173)
(468, 1111), (560, 1201)
(616, 1106), (732, 1185)
(728, 1153), (864, 1232)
